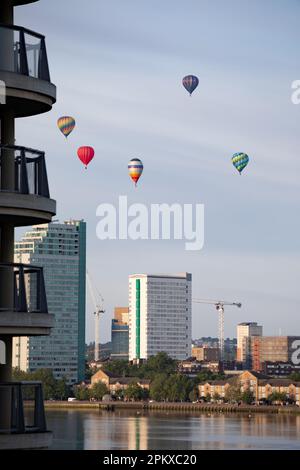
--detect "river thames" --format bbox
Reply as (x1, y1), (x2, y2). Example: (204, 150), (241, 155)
(46, 409), (300, 450)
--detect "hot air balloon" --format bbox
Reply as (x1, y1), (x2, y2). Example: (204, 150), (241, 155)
(232, 152), (249, 175)
(77, 146), (95, 169)
(182, 75), (199, 96)
(128, 158), (143, 187)
(57, 116), (76, 138)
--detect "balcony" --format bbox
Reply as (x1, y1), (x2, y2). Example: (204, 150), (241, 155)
(13, 1), (39, 5)
(0, 263), (54, 336)
(0, 382), (52, 450)
(0, 24), (56, 117)
(0, 145), (56, 226)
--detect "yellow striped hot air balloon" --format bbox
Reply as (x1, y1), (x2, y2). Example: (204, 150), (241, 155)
(57, 116), (76, 138)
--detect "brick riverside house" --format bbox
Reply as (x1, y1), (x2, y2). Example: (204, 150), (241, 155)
(198, 371), (300, 405)
(91, 369), (150, 394)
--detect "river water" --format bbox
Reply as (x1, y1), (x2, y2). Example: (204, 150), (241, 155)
(45, 409), (300, 450)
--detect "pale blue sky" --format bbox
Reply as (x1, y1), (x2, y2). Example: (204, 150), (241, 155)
(16, 0), (300, 343)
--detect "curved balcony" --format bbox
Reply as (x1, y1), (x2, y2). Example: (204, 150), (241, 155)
(0, 145), (56, 226)
(0, 24), (56, 117)
(0, 263), (54, 336)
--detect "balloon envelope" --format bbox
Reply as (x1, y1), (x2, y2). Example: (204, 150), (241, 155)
(128, 158), (143, 186)
(57, 116), (76, 138)
(232, 152), (249, 174)
(77, 146), (95, 169)
(182, 75), (199, 95)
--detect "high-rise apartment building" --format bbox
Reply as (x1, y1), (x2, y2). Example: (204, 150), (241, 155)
(13, 220), (86, 384)
(129, 273), (192, 361)
(237, 322), (263, 367)
(111, 307), (129, 361)
(250, 336), (300, 372)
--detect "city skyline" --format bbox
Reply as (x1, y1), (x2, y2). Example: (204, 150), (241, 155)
(14, 0), (300, 344)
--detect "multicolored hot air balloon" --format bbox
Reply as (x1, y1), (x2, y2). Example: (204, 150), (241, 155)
(57, 116), (76, 138)
(231, 152), (249, 175)
(77, 146), (95, 169)
(182, 75), (199, 96)
(128, 158), (143, 187)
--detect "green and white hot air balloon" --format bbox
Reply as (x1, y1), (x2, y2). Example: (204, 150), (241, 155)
(231, 152), (249, 175)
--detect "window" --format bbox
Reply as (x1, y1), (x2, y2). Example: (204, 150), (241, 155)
(0, 340), (6, 365)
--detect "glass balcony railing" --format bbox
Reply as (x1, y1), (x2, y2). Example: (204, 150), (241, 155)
(0, 24), (50, 82)
(0, 382), (47, 434)
(0, 145), (50, 198)
(0, 263), (48, 314)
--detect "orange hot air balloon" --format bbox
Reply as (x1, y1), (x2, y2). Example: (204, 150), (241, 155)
(77, 146), (95, 169)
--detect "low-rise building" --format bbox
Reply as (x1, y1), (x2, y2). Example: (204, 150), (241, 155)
(263, 362), (300, 377)
(200, 362), (221, 373)
(177, 359), (203, 375)
(198, 370), (300, 405)
(178, 358), (221, 375)
(91, 369), (150, 394)
(192, 346), (220, 362)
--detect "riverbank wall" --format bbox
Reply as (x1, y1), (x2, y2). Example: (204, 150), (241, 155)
(41, 401), (300, 414)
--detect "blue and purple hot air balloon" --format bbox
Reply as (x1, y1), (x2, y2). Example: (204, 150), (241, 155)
(182, 75), (199, 96)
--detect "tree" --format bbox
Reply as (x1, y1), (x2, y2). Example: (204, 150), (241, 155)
(12, 367), (30, 381)
(143, 352), (177, 379)
(32, 369), (57, 400)
(104, 360), (132, 377)
(114, 388), (125, 400)
(74, 385), (90, 401)
(85, 365), (99, 381)
(54, 377), (69, 401)
(241, 390), (255, 405)
(194, 371), (226, 385)
(150, 373), (169, 401)
(165, 374), (193, 402)
(268, 392), (288, 404)
(212, 392), (221, 402)
(124, 382), (146, 401)
(90, 382), (108, 401)
(189, 388), (199, 402)
(287, 394), (296, 405)
(12, 367), (69, 400)
(289, 372), (300, 382)
(224, 380), (242, 404)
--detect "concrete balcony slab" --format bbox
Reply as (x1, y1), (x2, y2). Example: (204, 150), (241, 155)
(0, 192), (56, 226)
(0, 431), (52, 450)
(0, 71), (56, 118)
(0, 312), (54, 336)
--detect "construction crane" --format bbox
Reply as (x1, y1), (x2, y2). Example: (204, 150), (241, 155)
(87, 271), (105, 362)
(193, 299), (242, 361)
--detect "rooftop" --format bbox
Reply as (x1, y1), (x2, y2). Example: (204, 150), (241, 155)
(129, 273), (192, 280)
